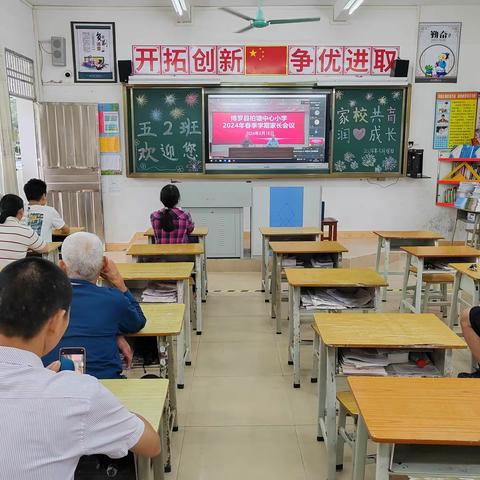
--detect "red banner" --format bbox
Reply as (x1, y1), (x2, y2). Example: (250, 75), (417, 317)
(132, 45), (400, 77)
(212, 111), (306, 145)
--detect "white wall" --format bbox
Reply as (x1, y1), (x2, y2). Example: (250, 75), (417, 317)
(32, 4), (480, 242)
(1, 0), (36, 59)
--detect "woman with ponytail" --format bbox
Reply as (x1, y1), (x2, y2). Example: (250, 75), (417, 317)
(0, 194), (48, 268)
(150, 184), (194, 244)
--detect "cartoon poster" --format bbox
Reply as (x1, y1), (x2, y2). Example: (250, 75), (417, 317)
(433, 92), (478, 149)
(71, 22), (117, 83)
(415, 22), (461, 83)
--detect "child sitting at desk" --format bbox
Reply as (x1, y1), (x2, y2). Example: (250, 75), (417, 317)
(150, 184), (194, 244)
(24, 178), (70, 242)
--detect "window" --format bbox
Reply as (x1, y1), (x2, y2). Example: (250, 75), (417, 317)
(5, 49), (35, 100)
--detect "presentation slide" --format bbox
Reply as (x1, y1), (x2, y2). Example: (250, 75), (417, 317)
(206, 93), (330, 174)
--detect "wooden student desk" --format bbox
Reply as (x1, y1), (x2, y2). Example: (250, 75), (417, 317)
(269, 240), (348, 333)
(116, 262), (194, 368)
(259, 227), (322, 303)
(52, 226), (85, 238)
(127, 244), (205, 335)
(285, 268), (387, 388)
(43, 242), (62, 263)
(313, 312), (466, 480)
(127, 303), (185, 443)
(350, 377), (480, 480)
(449, 262), (480, 328)
(374, 230), (443, 302)
(400, 245), (480, 314)
(101, 378), (169, 480)
(144, 227), (209, 302)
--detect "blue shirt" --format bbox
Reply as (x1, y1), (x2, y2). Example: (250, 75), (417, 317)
(43, 279), (146, 379)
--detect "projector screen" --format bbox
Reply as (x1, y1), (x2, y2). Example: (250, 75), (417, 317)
(206, 92), (331, 174)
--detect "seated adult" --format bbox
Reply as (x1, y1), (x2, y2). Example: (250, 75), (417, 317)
(0, 257), (160, 478)
(43, 232), (146, 378)
(0, 194), (48, 269)
(458, 307), (480, 378)
(150, 184), (194, 244)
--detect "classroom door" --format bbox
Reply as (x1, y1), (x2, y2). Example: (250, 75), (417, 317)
(36, 103), (105, 240)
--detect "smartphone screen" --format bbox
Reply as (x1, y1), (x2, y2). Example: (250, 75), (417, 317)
(59, 348), (86, 374)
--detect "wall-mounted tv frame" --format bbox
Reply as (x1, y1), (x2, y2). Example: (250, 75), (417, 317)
(205, 88), (332, 176)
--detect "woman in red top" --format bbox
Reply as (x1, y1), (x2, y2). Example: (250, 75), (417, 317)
(150, 185), (194, 244)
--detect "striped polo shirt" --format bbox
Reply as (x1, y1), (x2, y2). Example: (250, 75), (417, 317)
(0, 216), (46, 269)
(0, 346), (145, 479)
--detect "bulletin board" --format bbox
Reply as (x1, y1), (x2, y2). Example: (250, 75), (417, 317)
(433, 92), (478, 149)
(331, 87), (407, 175)
(126, 86), (204, 176)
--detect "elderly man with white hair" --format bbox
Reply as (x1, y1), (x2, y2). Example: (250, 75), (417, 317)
(43, 232), (146, 378)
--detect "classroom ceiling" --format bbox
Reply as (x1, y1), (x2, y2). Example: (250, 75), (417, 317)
(24, 0), (480, 7)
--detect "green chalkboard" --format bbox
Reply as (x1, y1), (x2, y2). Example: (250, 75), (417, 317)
(126, 87), (204, 176)
(332, 88), (407, 175)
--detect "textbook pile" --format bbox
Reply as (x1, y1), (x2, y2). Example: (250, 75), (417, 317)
(142, 282), (178, 303)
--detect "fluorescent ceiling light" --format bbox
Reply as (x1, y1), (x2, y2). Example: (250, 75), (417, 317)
(179, 0), (187, 11)
(343, 0), (357, 10)
(171, 0), (185, 16)
(349, 0), (364, 14)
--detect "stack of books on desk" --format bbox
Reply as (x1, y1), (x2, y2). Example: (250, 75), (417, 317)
(310, 256), (334, 268)
(141, 282), (178, 303)
(340, 349), (410, 376)
(423, 261), (455, 272)
(387, 361), (440, 377)
(282, 256), (304, 268)
(301, 287), (374, 310)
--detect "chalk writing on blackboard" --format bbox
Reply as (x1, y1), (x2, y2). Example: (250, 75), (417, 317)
(332, 88), (405, 174)
(127, 87), (204, 175)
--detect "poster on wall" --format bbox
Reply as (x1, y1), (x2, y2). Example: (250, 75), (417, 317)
(71, 22), (117, 83)
(433, 92), (478, 149)
(415, 22), (461, 83)
(98, 103), (122, 174)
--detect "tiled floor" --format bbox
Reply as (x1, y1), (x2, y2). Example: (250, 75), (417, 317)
(123, 238), (473, 480)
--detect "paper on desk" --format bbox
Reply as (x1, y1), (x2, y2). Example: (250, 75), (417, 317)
(341, 364), (387, 376)
(388, 362), (441, 377)
(142, 282), (178, 303)
(301, 287), (374, 310)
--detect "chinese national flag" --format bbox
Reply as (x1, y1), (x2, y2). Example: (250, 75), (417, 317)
(245, 46), (288, 75)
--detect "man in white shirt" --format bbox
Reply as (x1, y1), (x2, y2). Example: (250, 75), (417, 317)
(24, 178), (70, 242)
(0, 194), (48, 269)
(0, 257), (160, 479)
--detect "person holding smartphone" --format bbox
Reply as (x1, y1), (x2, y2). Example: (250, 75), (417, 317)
(42, 232), (146, 379)
(0, 257), (160, 479)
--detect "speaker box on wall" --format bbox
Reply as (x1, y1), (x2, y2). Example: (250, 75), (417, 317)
(51, 36), (66, 67)
(390, 59), (410, 78)
(407, 149), (424, 178)
(118, 60), (132, 83)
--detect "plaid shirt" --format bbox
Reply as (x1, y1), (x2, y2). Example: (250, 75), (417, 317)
(150, 208), (194, 244)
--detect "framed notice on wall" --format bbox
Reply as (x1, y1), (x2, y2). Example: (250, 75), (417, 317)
(415, 22), (462, 83)
(433, 92), (478, 149)
(71, 22), (117, 83)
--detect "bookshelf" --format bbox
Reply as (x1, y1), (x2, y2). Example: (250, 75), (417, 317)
(436, 152), (480, 207)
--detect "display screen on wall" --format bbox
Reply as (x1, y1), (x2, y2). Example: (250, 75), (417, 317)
(206, 92), (331, 174)
(332, 88), (407, 175)
(126, 87), (204, 176)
